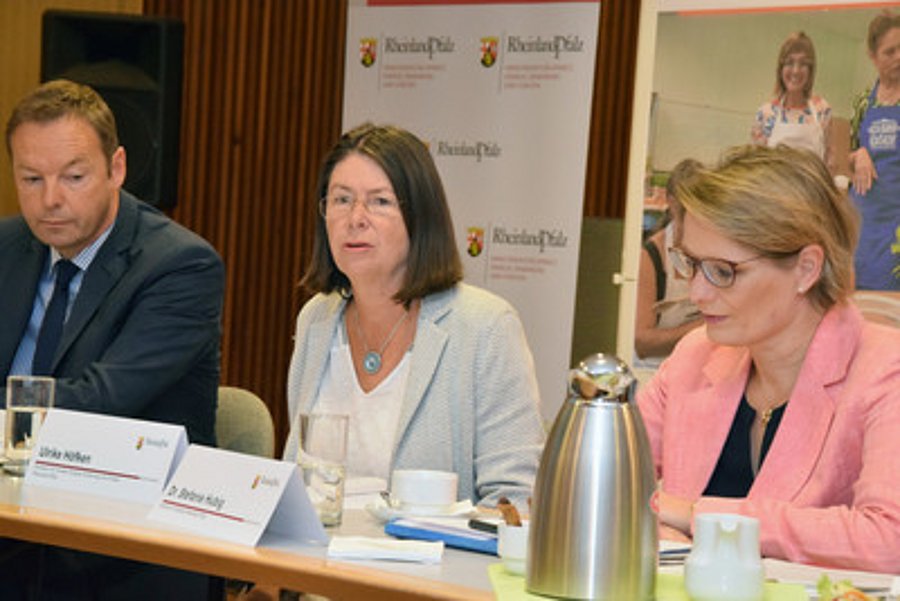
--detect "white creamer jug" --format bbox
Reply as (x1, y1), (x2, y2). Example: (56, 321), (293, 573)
(684, 513), (764, 601)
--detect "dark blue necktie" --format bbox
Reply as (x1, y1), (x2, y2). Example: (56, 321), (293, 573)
(32, 260), (79, 376)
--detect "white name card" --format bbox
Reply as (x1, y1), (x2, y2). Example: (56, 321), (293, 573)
(148, 444), (328, 547)
(25, 408), (187, 504)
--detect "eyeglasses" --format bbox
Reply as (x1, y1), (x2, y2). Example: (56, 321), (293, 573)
(668, 247), (767, 289)
(319, 193), (402, 218)
(782, 59), (812, 71)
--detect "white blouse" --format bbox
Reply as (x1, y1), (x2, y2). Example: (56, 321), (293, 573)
(314, 324), (410, 480)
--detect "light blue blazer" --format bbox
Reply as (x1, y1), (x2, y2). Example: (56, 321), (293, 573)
(283, 283), (546, 506)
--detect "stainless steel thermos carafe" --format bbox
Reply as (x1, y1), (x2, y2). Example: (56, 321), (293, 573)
(527, 353), (657, 600)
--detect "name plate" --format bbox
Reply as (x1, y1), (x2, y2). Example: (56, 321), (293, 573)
(25, 408), (187, 504)
(148, 444), (328, 547)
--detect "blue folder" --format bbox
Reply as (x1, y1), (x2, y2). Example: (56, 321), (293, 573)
(384, 517), (499, 555)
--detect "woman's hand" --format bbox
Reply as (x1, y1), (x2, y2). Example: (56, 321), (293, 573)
(850, 148), (878, 196)
(657, 488), (695, 537)
(659, 523), (691, 543)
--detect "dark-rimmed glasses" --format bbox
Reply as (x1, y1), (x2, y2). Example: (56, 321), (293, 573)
(668, 247), (767, 289)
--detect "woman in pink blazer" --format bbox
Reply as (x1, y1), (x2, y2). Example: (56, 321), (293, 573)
(638, 144), (900, 573)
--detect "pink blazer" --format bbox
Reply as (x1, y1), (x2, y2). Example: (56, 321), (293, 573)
(638, 302), (900, 573)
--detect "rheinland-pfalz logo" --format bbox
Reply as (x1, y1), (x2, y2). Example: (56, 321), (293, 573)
(360, 37), (377, 67)
(480, 36), (498, 67)
(467, 227), (485, 257)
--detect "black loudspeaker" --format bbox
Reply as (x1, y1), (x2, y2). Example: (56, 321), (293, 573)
(41, 10), (185, 209)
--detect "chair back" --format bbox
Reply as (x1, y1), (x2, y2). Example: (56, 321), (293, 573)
(216, 386), (275, 458)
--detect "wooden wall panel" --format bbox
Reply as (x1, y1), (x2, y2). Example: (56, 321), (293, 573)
(142, 0), (637, 450)
(0, 0), (142, 217)
(144, 0), (345, 448)
(584, 0), (642, 219)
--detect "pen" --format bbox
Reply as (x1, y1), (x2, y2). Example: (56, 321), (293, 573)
(658, 547), (691, 556)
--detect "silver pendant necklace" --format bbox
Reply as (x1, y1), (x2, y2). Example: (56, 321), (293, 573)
(354, 304), (409, 375)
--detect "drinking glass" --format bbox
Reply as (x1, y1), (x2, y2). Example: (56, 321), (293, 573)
(5, 376), (55, 476)
(297, 413), (348, 527)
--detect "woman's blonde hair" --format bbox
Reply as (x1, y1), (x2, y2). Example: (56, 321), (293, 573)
(675, 144), (859, 310)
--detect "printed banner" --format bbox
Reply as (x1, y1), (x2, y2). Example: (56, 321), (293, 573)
(344, 1), (600, 420)
(619, 0), (899, 363)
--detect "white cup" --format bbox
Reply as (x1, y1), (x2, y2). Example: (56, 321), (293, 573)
(389, 469), (458, 515)
(498, 520), (530, 576)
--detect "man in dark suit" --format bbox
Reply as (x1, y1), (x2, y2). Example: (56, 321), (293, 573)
(1, 79), (223, 445)
(0, 80), (224, 598)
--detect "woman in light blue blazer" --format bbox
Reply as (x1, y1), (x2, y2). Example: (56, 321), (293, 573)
(283, 123), (545, 507)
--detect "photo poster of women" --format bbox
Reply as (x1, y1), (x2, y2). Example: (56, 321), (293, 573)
(343, 1), (601, 421)
(620, 0), (899, 364)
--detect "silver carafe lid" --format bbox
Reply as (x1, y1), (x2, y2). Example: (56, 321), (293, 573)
(569, 352), (636, 404)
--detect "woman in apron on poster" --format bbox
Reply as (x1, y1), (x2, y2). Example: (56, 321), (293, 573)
(752, 32), (831, 164)
(850, 12), (900, 291)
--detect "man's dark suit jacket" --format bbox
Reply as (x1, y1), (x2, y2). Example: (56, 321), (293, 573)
(0, 191), (224, 445)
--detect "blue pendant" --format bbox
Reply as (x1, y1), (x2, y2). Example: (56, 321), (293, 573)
(363, 351), (382, 374)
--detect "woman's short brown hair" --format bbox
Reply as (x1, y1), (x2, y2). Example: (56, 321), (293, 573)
(774, 31), (817, 99)
(675, 144), (859, 311)
(302, 123), (463, 303)
(867, 10), (900, 54)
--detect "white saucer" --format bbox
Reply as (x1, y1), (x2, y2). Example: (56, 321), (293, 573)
(365, 498), (476, 522)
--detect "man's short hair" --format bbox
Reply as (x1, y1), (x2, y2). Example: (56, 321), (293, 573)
(5, 79), (119, 168)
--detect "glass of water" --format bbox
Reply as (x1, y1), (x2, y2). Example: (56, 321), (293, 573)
(5, 376), (55, 476)
(297, 413), (348, 527)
